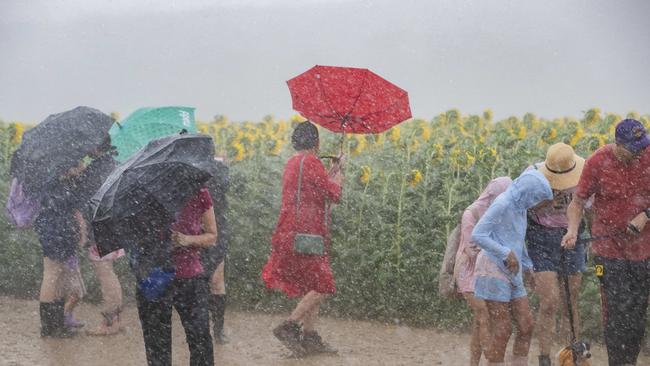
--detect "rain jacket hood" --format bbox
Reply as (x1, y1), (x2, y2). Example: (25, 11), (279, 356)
(467, 177), (513, 219)
(508, 170), (553, 211)
(471, 170), (552, 285)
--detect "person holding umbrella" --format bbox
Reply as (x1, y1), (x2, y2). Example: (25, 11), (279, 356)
(269, 65), (410, 356)
(35, 160), (89, 338)
(134, 186), (217, 366)
(91, 133), (219, 366)
(262, 121), (344, 356)
(8, 107), (113, 338)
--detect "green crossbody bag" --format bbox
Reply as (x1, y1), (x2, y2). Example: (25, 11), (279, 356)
(293, 155), (325, 256)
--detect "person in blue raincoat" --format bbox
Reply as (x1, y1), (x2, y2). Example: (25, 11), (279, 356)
(472, 170), (553, 366)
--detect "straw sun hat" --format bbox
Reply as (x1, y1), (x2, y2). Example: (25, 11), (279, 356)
(538, 143), (585, 190)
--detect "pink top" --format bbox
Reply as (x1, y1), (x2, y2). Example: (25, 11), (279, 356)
(171, 188), (213, 279)
(455, 177), (512, 293)
(526, 163), (592, 228)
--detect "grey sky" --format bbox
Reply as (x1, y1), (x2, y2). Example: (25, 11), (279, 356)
(1, 0), (649, 123)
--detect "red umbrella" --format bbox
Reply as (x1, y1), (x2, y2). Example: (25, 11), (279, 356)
(287, 65), (412, 134)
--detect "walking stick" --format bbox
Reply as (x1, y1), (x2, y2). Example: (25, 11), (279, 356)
(561, 250), (577, 344)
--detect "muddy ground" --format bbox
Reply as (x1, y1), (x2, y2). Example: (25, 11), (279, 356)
(1, 296), (647, 365)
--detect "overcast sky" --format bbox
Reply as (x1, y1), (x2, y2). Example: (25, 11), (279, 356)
(1, 0), (649, 123)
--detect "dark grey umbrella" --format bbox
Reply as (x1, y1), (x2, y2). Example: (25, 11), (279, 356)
(10, 106), (113, 197)
(90, 133), (217, 258)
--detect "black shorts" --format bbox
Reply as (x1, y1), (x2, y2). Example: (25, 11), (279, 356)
(40, 239), (76, 262)
(526, 219), (586, 274)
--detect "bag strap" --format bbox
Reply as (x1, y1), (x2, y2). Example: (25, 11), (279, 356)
(295, 154), (307, 212)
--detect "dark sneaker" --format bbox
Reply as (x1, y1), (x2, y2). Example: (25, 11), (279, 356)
(273, 320), (306, 356)
(302, 331), (338, 355)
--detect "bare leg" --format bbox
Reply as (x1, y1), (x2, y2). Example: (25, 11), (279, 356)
(210, 261), (226, 295)
(93, 260), (122, 312)
(485, 300), (512, 364)
(511, 296), (534, 357)
(463, 293), (489, 366)
(302, 301), (320, 333)
(209, 261), (229, 343)
(289, 291), (327, 324)
(64, 294), (80, 314)
(86, 260), (124, 336)
(559, 273), (582, 342)
(40, 257), (64, 302)
(533, 271), (560, 356)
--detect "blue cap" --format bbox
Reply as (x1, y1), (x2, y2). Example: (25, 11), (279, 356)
(615, 119), (650, 154)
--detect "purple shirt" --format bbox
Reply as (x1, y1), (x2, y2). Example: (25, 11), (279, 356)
(171, 188), (213, 279)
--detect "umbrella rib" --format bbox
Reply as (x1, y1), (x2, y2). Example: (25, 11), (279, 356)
(355, 92), (410, 121)
(344, 70), (370, 125)
(316, 72), (345, 123)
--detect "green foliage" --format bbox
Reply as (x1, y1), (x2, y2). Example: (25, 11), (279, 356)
(1, 111), (649, 341)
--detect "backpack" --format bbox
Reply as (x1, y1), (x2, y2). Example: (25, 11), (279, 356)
(438, 207), (479, 299)
(5, 177), (41, 228)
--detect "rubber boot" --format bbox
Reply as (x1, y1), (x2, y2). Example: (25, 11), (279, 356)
(209, 294), (229, 344)
(538, 354), (551, 366)
(40, 300), (77, 338)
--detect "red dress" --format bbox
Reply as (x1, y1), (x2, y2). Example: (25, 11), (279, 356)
(261, 153), (342, 297)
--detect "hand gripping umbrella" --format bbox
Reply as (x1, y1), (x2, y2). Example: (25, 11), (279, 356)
(287, 65), (412, 148)
(90, 133), (216, 258)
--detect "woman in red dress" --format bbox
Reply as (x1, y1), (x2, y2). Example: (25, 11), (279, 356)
(262, 121), (344, 356)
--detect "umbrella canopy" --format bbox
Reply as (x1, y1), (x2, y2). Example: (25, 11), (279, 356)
(10, 106), (113, 197)
(91, 133), (216, 257)
(110, 106), (197, 162)
(287, 65), (412, 134)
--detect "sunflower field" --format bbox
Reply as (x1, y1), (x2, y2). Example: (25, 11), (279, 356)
(1, 108), (649, 339)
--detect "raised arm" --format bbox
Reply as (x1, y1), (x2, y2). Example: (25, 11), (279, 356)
(305, 155), (342, 203)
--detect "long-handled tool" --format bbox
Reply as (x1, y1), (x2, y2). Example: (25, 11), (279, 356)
(557, 249), (592, 366)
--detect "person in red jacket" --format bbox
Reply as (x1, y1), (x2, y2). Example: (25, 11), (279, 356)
(562, 119), (650, 366)
(262, 121), (344, 357)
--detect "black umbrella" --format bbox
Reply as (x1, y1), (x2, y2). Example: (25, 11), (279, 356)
(10, 106), (113, 197)
(90, 133), (217, 258)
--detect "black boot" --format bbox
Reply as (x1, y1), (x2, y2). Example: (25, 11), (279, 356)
(208, 294), (229, 344)
(273, 320), (305, 357)
(40, 302), (55, 337)
(538, 354), (551, 366)
(302, 331), (338, 355)
(40, 300), (77, 338)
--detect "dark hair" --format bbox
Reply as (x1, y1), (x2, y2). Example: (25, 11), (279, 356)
(291, 121), (319, 150)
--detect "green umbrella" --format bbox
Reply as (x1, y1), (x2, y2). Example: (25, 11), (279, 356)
(110, 106), (198, 162)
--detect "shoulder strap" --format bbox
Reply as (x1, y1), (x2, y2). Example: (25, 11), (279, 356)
(295, 154), (307, 211)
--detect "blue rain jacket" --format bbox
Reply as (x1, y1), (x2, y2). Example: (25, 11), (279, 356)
(471, 170), (552, 285)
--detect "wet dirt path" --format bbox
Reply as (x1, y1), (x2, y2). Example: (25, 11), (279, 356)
(1, 296), (647, 365)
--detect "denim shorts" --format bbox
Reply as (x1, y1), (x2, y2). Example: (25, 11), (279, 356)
(526, 219), (586, 274)
(474, 275), (527, 302)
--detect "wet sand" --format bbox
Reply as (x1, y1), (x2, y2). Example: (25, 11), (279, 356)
(1, 296), (647, 366)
